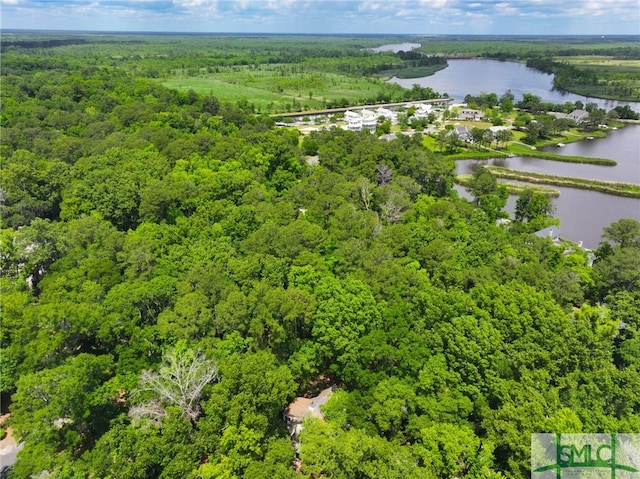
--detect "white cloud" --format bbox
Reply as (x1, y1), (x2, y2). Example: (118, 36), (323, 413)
(358, 1), (381, 11)
(174, 0), (217, 9)
(0, 0), (638, 34)
(418, 0), (453, 8)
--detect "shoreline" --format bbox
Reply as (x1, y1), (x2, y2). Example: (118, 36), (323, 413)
(483, 166), (640, 199)
(448, 149), (616, 166)
(444, 124), (623, 165)
(455, 174), (560, 197)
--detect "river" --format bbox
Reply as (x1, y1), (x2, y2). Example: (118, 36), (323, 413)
(455, 124), (640, 249)
(369, 42), (421, 53)
(390, 59), (640, 113)
(384, 56), (640, 248)
(457, 125), (640, 184)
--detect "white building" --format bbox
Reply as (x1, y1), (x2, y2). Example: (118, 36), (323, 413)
(375, 107), (397, 123)
(458, 108), (483, 121)
(344, 109), (378, 131)
(361, 109), (378, 130)
(413, 103), (434, 120)
(344, 110), (363, 131)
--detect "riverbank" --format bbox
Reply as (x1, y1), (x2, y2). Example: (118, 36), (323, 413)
(389, 58), (640, 114)
(484, 166), (640, 198)
(379, 63), (448, 79)
(445, 144), (616, 166)
(435, 121), (621, 164)
(509, 148), (616, 166)
(551, 83), (640, 103)
(456, 174), (560, 197)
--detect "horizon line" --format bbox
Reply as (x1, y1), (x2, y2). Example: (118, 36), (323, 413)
(2, 28), (639, 38)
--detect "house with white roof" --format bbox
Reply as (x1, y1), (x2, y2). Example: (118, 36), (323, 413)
(344, 110), (363, 131)
(413, 103), (434, 120)
(344, 109), (378, 131)
(375, 107), (397, 123)
(361, 109), (378, 131)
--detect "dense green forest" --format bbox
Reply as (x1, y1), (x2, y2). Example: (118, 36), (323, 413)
(1, 34), (640, 479)
(4, 32), (635, 112)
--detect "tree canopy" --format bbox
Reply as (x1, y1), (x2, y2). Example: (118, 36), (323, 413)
(1, 33), (639, 479)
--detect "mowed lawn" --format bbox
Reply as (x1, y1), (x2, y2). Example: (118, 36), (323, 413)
(162, 67), (392, 113)
(162, 76), (285, 108)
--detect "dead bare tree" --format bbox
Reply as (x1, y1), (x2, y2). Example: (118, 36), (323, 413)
(376, 164), (393, 186)
(129, 347), (219, 426)
(357, 178), (373, 210)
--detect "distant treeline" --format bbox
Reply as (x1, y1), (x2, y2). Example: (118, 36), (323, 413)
(0, 38), (90, 52)
(365, 50), (448, 76)
(473, 45), (640, 101)
(0, 36), (147, 53)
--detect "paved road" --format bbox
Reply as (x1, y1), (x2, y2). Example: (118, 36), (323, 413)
(0, 442), (22, 467)
(0, 426), (23, 473)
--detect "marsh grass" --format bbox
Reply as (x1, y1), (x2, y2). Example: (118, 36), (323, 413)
(485, 166), (640, 198)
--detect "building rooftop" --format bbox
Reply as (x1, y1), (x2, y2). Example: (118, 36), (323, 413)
(534, 225), (560, 240)
(284, 386), (334, 423)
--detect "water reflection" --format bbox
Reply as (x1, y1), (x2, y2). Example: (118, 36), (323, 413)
(454, 124), (640, 248)
(491, 158), (507, 168)
(455, 184), (639, 249)
(456, 125), (640, 184)
(390, 59), (640, 112)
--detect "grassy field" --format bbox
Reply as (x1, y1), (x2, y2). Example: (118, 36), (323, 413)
(163, 76), (285, 105)
(163, 67), (396, 113)
(555, 56), (640, 75)
(550, 55), (640, 101)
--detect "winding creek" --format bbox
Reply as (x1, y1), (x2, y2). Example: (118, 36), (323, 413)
(457, 125), (640, 184)
(455, 124), (640, 249)
(384, 56), (640, 248)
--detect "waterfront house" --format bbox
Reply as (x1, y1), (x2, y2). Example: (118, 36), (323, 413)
(412, 103), (434, 120)
(361, 110), (378, 131)
(458, 108), (483, 121)
(344, 110), (362, 131)
(375, 107), (397, 123)
(569, 109), (589, 123)
(454, 125), (471, 142)
(534, 225), (561, 245)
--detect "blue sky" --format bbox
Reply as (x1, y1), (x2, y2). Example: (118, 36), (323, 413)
(2, 0), (639, 35)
